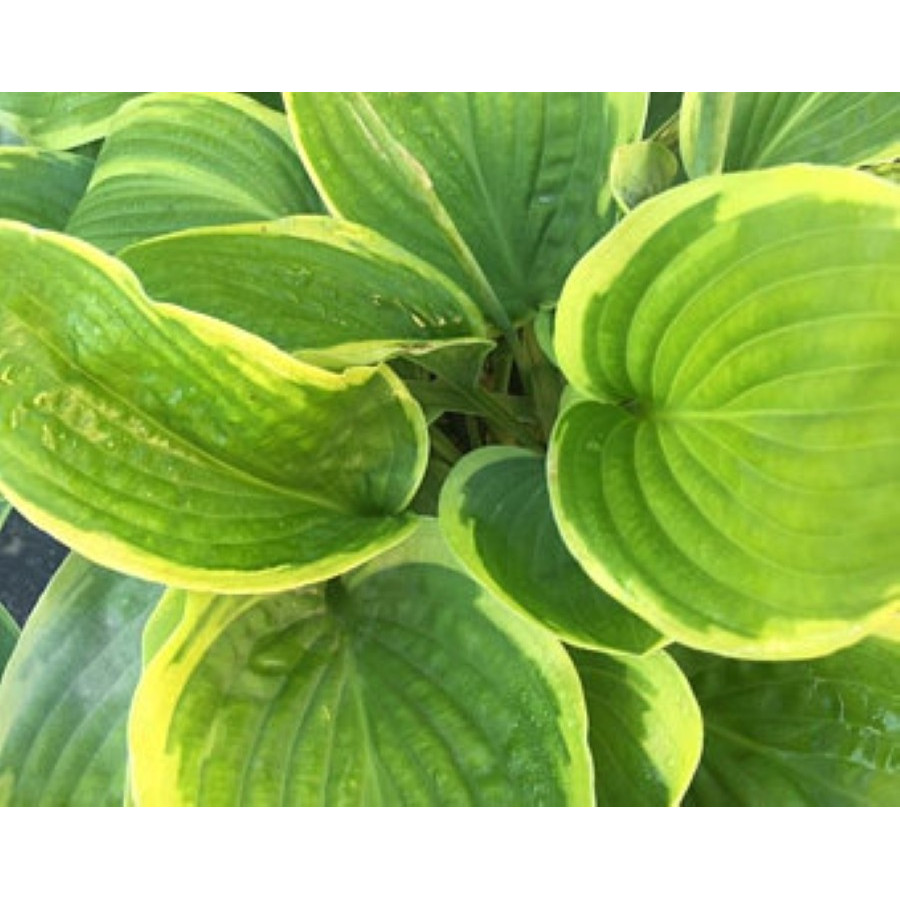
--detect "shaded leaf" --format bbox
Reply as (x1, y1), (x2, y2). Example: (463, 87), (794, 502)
(552, 166), (900, 659)
(0, 148), (93, 228)
(0, 556), (160, 805)
(129, 522), (593, 806)
(0, 93), (141, 149)
(679, 633), (900, 806)
(0, 602), (16, 676)
(610, 140), (680, 212)
(0, 222), (427, 592)
(572, 648), (702, 806)
(287, 92), (647, 326)
(439, 446), (663, 655)
(121, 216), (487, 368)
(67, 93), (320, 253)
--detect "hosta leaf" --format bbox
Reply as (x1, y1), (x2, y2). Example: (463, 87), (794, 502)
(683, 93), (900, 173)
(120, 216), (487, 368)
(552, 166), (900, 659)
(679, 92), (735, 179)
(0, 222), (427, 592)
(287, 92), (647, 326)
(67, 93), (320, 253)
(0, 496), (9, 530)
(0, 93), (141, 149)
(129, 522), (593, 807)
(0, 603), (16, 676)
(610, 141), (680, 212)
(679, 633), (900, 806)
(0, 148), (92, 229)
(572, 648), (702, 806)
(439, 447), (663, 655)
(0, 556), (160, 806)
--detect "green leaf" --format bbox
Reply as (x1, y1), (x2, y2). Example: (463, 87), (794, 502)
(0, 602), (16, 677)
(679, 633), (900, 806)
(120, 216), (487, 368)
(552, 166), (900, 659)
(0, 496), (9, 531)
(0, 221), (427, 592)
(439, 447), (663, 655)
(610, 141), (680, 212)
(684, 93), (900, 173)
(0, 556), (160, 806)
(67, 93), (320, 253)
(679, 92), (735, 179)
(0, 93), (141, 149)
(0, 148), (93, 229)
(572, 648), (702, 806)
(129, 521), (593, 806)
(644, 93), (682, 138)
(286, 92), (647, 326)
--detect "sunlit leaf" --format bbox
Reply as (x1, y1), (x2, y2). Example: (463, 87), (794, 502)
(610, 140), (680, 212)
(0, 556), (160, 805)
(552, 166), (900, 659)
(129, 522), (593, 806)
(0, 222), (427, 592)
(679, 92), (735, 178)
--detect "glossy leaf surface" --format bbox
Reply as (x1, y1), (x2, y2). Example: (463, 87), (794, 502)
(572, 648), (702, 806)
(67, 93), (320, 252)
(552, 166), (900, 658)
(287, 92), (647, 325)
(680, 633), (900, 805)
(0, 93), (141, 149)
(0, 148), (92, 228)
(0, 222), (427, 591)
(121, 216), (486, 367)
(130, 522), (593, 806)
(684, 93), (900, 173)
(0, 556), (159, 805)
(439, 447), (662, 654)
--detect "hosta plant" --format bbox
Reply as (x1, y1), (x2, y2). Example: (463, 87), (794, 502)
(0, 92), (898, 806)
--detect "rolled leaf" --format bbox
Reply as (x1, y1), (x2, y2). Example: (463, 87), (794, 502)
(0, 93), (141, 149)
(67, 93), (320, 253)
(120, 216), (487, 367)
(129, 522), (593, 806)
(680, 633), (900, 806)
(683, 93), (900, 173)
(552, 166), (900, 659)
(439, 447), (663, 655)
(0, 148), (92, 228)
(572, 648), (702, 806)
(610, 141), (680, 212)
(287, 92), (647, 326)
(0, 222), (427, 592)
(679, 92), (735, 179)
(0, 556), (160, 806)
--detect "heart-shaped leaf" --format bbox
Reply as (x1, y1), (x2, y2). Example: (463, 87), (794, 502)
(552, 166), (900, 659)
(0, 556), (160, 806)
(0, 222), (427, 591)
(67, 93), (320, 253)
(120, 216), (487, 367)
(129, 521), (593, 806)
(571, 648), (702, 806)
(0, 93), (141, 149)
(679, 632), (900, 806)
(287, 93), (647, 326)
(439, 446), (663, 655)
(682, 93), (900, 174)
(0, 148), (93, 229)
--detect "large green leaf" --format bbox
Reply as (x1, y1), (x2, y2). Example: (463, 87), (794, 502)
(682, 93), (900, 174)
(0, 148), (93, 229)
(129, 522), (593, 806)
(0, 556), (160, 806)
(439, 447), (662, 655)
(0, 603), (16, 677)
(287, 92), (647, 326)
(67, 93), (320, 253)
(572, 648), (702, 806)
(0, 93), (141, 149)
(680, 632), (900, 806)
(0, 221), (427, 592)
(551, 166), (900, 659)
(120, 216), (487, 368)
